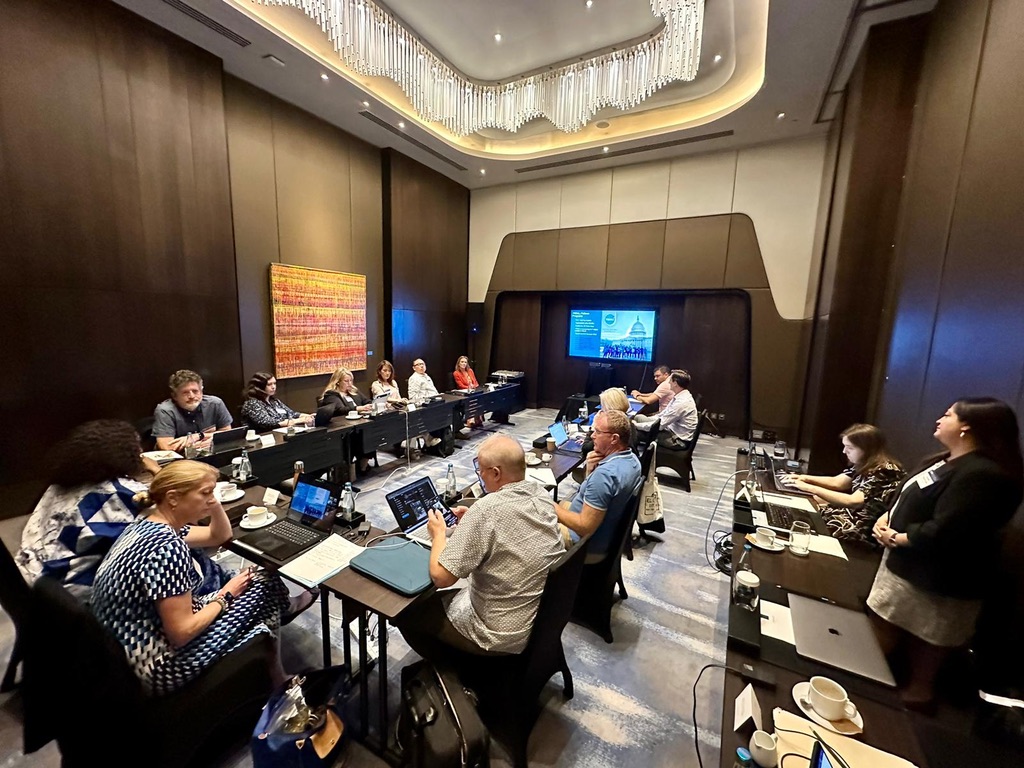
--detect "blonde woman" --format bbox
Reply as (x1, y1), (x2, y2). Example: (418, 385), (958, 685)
(91, 461), (308, 694)
(319, 368), (371, 414)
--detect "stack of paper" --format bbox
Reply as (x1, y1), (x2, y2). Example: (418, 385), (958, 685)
(773, 708), (919, 767)
(278, 534), (365, 588)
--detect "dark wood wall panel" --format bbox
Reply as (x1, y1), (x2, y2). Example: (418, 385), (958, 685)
(0, 0), (241, 513)
(385, 150), (469, 378)
(800, 17), (927, 474)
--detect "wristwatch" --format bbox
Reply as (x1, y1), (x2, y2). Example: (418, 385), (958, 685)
(222, 590), (235, 607)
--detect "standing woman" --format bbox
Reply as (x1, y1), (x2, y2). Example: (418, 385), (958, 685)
(454, 356), (483, 427)
(91, 461), (301, 694)
(782, 424), (904, 546)
(868, 398), (1023, 708)
(240, 372), (310, 431)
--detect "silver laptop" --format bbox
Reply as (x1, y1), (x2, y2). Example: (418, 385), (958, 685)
(788, 594), (896, 686)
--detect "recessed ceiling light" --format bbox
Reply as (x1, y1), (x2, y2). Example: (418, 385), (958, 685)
(595, 120), (610, 129)
(479, 169), (486, 175)
(713, 53), (722, 64)
(586, 0), (594, 8)
(361, 101), (370, 108)
(320, 73), (329, 81)
(602, 146), (610, 153)
(398, 121), (406, 129)
(494, 33), (502, 43)
(776, 111), (786, 120)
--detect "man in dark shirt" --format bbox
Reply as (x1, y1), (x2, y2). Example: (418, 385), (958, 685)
(153, 369), (233, 451)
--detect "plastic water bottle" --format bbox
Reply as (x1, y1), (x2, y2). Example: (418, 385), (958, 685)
(445, 463), (457, 501)
(238, 448), (252, 482)
(580, 401), (589, 421)
(341, 482), (355, 522)
(732, 544), (752, 602)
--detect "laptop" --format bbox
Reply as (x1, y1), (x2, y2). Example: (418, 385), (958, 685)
(788, 594), (896, 686)
(212, 426), (248, 449)
(749, 496), (828, 535)
(547, 421), (584, 456)
(235, 475), (340, 561)
(349, 539), (432, 596)
(384, 476), (459, 541)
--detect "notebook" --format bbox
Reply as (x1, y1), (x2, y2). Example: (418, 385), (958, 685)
(235, 476), (340, 562)
(385, 476), (459, 541)
(547, 421), (584, 456)
(349, 539), (432, 596)
(788, 594), (896, 686)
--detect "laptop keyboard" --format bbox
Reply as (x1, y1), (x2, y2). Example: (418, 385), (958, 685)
(764, 502), (808, 530)
(273, 521), (321, 547)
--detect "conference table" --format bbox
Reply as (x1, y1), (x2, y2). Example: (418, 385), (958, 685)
(718, 451), (928, 767)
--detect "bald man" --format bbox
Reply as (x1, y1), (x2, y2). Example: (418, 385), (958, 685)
(394, 435), (565, 665)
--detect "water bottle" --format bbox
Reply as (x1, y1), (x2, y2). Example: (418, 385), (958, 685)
(341, 482), (355, 522)
(561, 414), (569, 435)
(238, 448), (252, 483)
(732, 544), (752, 602)
(445, 463), (457, 502)
(580, 401), (589, 422)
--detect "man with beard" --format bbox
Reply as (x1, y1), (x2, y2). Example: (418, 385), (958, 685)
(153, 369), (233, 452)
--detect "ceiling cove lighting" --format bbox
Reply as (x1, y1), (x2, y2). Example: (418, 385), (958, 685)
(256, 0), (706, 135)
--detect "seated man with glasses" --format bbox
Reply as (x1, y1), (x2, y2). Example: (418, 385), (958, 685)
(394, 435), (564, 665)
(556, 410), (641, 563)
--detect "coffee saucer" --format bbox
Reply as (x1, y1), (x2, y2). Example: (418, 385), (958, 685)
(745, 533), (786, 552)
(240, 512), (277, 530)
(792, 682), (863, 735)
(345, 414), (362, 420)
(525, 455), (541, 466)
(217, 489), (245, 503)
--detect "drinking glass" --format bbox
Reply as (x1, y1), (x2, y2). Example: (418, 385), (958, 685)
(773, 440), (788, 458)
(790, 520), (811, 556)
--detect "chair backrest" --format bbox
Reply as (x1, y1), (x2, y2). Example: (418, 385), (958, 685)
(0, 545), (31, 633)
(521, 538), (589, 673)
(688, 406), (705, 450)
(638, 441), (657, 479)
(134, 416), (156, 453)
(635, 418), (660, 454)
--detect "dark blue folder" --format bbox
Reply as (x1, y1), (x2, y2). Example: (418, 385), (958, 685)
(349, 539), (432, 596)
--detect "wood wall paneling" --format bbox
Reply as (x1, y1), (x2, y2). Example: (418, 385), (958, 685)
(0, 0), (241, 513)
(556, 226), (609, 290)
(724, 214), (770, 288)
(512, 230), (558, 291)
(662, 216), (730, 288)
(491, 294), (543, 404)
(606, 221), (666, 289)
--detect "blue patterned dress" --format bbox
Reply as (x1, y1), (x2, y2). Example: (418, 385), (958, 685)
(92, 518), (290, 695)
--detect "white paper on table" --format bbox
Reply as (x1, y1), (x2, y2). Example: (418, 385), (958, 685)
(806, 535), (848, 560)
(759, 600), (796, 645)
(773, 708), (920, 767)
(278, 534), (364, 588)
(259, 435), (276, 448)
(527, 468), (558, 488)
(762, 492), (818, 514)
(733, 683), (763, 732)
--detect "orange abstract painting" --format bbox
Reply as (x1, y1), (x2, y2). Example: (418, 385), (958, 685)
(270, 264), (367, 378)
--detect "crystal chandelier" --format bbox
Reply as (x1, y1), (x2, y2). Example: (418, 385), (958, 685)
(254, 0), (705, 135)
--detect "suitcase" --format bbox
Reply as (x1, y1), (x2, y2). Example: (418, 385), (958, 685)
(398, 660), (490, 768)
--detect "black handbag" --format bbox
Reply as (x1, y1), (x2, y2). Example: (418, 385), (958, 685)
(251, 665), (352, 768)
(398, 659), (490, 768)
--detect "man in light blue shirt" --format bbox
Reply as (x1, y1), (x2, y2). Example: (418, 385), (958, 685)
(556, 410), (641, 562)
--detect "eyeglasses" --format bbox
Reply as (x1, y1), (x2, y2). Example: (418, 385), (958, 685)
(590, 427), (609, 436)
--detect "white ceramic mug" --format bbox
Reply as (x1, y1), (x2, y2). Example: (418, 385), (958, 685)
(219, 482), (238, 498)
(347, 410), (358, 418)
(245, 505), (268, 524)
(755, 526), (776, 547)
(808, 676), (858, 722)
(541, 452), (552, 463)
(245, 429), (257, 441)
(748, 730), (779, 768)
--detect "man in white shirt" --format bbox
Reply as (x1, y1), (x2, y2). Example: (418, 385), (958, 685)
(631, 364), (674, 412)
(635, 369), (697, 451)
(407, 358), (439, 402)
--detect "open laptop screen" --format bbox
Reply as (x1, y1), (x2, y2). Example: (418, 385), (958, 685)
(548, 421), (569, 447)
(290, 477), (339, 530)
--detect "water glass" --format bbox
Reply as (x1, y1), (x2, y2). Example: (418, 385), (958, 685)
(734, 571), (760, 612)
(790, 520), (811, 556)
(773, 440), (788, 458)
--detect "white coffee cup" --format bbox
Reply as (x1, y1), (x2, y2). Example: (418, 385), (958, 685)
(541, 452), (552, 463)
(748, 730), (779, 768)
(245, 505), (268, 524)
(755, 527), (776, 547)
(808, 676), (858, 722)
(219, 482), (238, 497)
(347, 410), (358, 418)
(245, 429), (257, 441)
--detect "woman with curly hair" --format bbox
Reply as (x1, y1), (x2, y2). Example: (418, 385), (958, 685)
(17, 420), (229, 601)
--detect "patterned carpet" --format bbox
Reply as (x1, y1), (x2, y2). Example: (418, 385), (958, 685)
(0, 408), (744, 768)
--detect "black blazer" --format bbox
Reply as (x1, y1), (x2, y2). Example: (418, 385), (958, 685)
(887, 452), (1022, 599)
(318, 389), (370, 415)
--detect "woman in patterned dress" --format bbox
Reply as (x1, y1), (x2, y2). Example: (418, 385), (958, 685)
(91, 460), (296, 695)
(240, 371), (311, 432)
(780, 423), (904, 546)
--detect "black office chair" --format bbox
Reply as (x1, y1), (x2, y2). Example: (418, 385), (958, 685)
(134, 416), (156, 453)
(22, 576), (276, 767)
(655, 410), (703, 492)
(0, 545), (30, 692)
(570, 479), (644, 643)
(457, 539), (589, 768)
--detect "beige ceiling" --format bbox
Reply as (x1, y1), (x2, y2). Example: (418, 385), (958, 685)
(113, 0), (937, 188)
